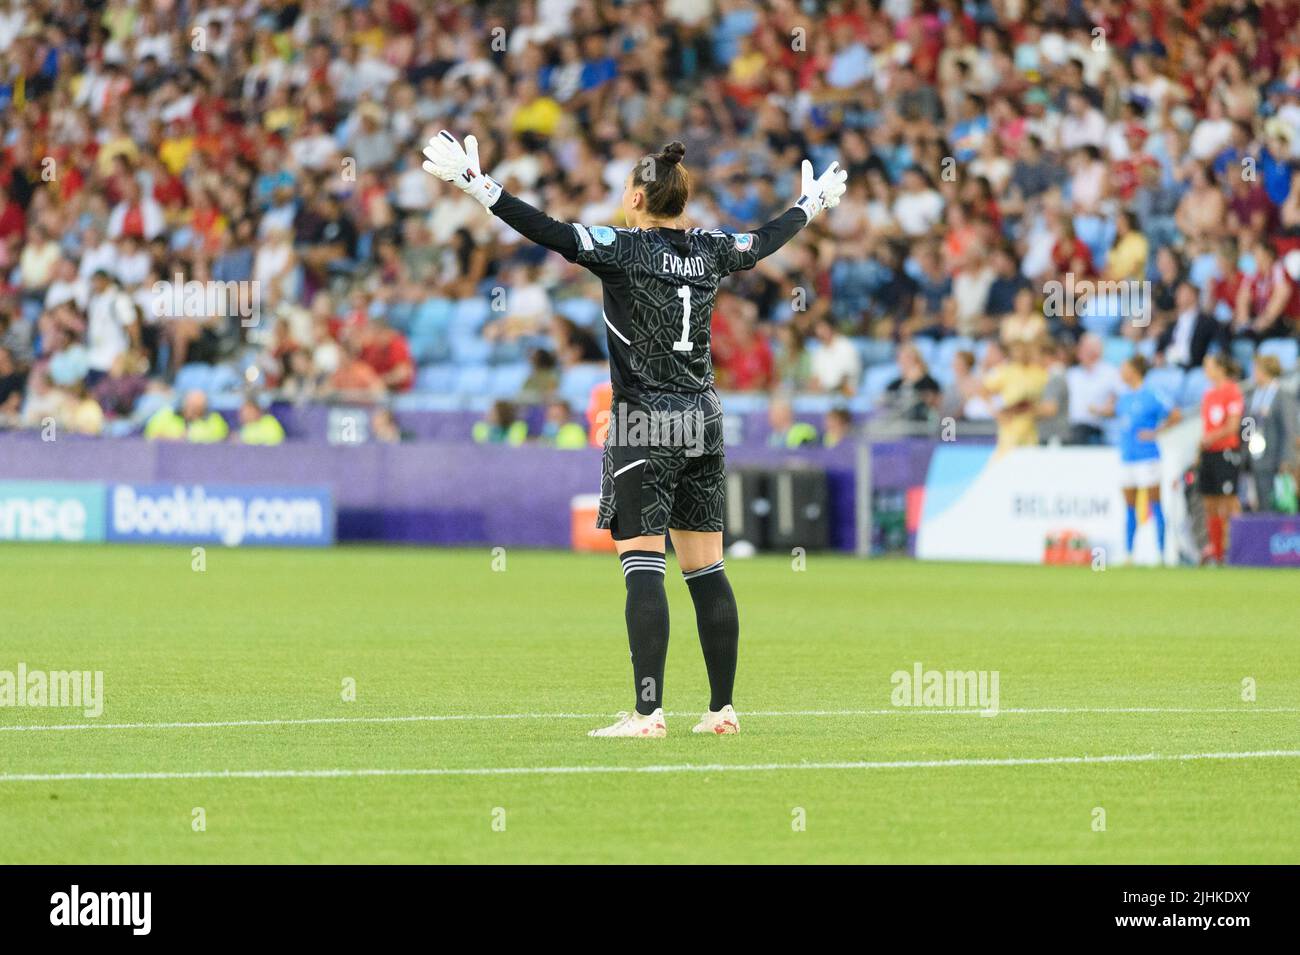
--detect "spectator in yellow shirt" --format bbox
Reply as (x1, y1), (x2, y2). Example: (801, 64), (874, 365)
(95, 121), (139, 176)
(158, 120), (195, 176)
(1104, 210), (1150, 281)
(236, 398), (286, 445)
(511, 78), (562, 138)
(182, 390), (228, 443)
(728, 36), (768, 89)
(144, 390), (228, 442)
(982, 340), (1049, 452)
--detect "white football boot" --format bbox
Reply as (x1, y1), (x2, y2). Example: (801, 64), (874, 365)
(588, 709), (667, 738)
(692, 704), (740, 735)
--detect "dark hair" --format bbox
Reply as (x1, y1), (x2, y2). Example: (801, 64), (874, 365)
(1205, 352), (1238, 379)
(491, 399), (518, 428)
(1126, 355), (1149, 378)
(631, 141), (690, 218)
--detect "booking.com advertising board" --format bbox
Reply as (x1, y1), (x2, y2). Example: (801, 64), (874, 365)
(0, 481), (334, 547)
(916, 421), (1201, 566)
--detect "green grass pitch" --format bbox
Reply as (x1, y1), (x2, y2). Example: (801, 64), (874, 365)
(1, 542), (1297, 864)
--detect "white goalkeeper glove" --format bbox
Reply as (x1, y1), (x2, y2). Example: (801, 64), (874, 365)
(794, 159), (848, 223)
(422, 130), (502, 209)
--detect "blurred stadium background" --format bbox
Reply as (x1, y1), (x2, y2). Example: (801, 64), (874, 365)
(5, 0), (1300, 869)
(1, 0), (1299, 566)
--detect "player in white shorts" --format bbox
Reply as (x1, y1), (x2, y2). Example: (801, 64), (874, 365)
(1110, 356), (1181, 564)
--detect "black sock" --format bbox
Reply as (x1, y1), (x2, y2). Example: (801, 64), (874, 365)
(620, 550), (669, 715)
(684, 559), (738, 711)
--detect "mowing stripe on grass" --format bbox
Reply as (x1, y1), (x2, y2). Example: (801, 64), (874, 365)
(1, 706), (1297, 733)
(2, 749), (1299, 783)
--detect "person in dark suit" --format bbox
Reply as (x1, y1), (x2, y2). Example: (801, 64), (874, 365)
(1156, 281), (1230, 369)
(1245, 354), (1298, 511)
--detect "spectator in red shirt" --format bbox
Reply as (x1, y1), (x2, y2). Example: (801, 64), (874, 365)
(0, 187), (25, 245)
(1234, 241), (1297, 341)
(329, 339), (386, 398)
(360, 320), (414, 392)
(718, 317), (775, 391)
(711, 293), (774, 392)
(1205, 241), (1242, 320)
(1051, 215), (1094, 277)
(1112, 123), (1159, 201)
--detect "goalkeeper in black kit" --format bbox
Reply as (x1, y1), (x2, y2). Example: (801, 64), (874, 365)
(423, 131), (847, 737)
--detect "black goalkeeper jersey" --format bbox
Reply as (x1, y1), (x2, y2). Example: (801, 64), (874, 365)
(490, 191), (807, 405)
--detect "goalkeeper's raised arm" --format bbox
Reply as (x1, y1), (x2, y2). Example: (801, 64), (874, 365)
(420, 130), (846, 268)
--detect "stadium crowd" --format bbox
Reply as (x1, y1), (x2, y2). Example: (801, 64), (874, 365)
(0, 0), (1298, 498)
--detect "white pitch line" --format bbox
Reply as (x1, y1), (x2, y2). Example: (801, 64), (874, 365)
(2, 749), (1299, 783)
(0, 706), (1297, 733)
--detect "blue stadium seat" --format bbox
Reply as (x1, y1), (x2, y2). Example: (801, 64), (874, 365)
(131, 389), (173, 424)
(517, 333), (552, 354)
(558, 364), (609, 409)
(449, 332), (492, 366)
(1230, 339), (1256, 369)
(451, 296), (491, 333)
(790, 394), (836, 415)
(717, 392), (767, 415)
(386, 300), (416, 335)
(909, 336), (938, 369)
(1259, 338), (1299, 372)
(1073, 214), (1116, 268)
(862, 363), (900, 400)
(173, 363), (213, 396)
(1079, 296), (1122, 337)
(409, 331), (447, 366)
(1180, 367), (1210, 407)
(556, 297), (601, 328)
(412, 297), (454, 337)
(846, 392), (877, 414)
(207, 364), (241, 396)
(454, 365), (491, 396)
(1145, 366), (1184, 405)
(407, 298), (454, 364)
(930, 361), (955, 391)
(414, 364), (457, 394)
(934, 336), (975, 373)
(1103, 336), (1135, 366)
(851, 337), (896, 367)
(488, 363), (531, 398)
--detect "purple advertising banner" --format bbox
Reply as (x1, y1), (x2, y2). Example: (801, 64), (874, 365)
(1228, 514), (1300, 568)
(0, 433), (946, 551)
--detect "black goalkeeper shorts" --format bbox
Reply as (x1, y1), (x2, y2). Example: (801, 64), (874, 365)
(596, 392), (725, 540)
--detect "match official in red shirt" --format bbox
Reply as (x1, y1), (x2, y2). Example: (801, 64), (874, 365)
(1198, 354), (1245, 564)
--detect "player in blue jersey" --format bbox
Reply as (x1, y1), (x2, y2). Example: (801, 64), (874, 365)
(1111, 355), (1182, 564)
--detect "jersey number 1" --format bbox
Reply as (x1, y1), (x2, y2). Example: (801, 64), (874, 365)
(673, 286), (693, 352)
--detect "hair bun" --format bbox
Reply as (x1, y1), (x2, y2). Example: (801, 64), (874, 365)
(658, 141), (686, 166)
